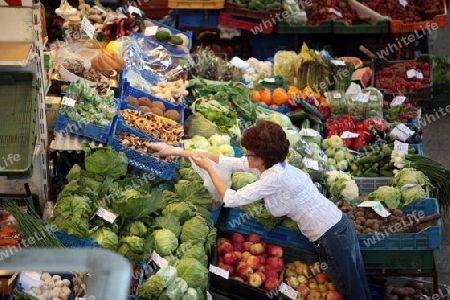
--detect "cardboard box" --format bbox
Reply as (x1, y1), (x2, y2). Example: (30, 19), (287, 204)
(45, 96), (62, 130)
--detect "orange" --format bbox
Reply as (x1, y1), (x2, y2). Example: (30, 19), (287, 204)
(260, 89), (272, 106)
(272, 88), (289, 106)
(251, 90), (261, 102)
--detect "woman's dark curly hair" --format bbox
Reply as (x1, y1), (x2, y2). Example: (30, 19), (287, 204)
(241, 120), (290, 169)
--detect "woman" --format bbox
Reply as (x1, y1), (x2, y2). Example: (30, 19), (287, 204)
(151, 120), (371, 300)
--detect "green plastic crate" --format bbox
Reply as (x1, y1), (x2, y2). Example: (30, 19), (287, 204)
(276, 20), (333, 34)
(0, 72), (36, 177)
(362, 250), (434, 270)
(333, 20), (389, 34)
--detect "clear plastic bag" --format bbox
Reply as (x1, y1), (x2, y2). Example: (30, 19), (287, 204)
(274, 51), (297, 87)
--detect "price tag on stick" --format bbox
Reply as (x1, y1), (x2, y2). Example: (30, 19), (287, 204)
(81, 16), (95, 39)
(394, 140), (409, 154)
(61, 96), (76, 107)
(209, 264), (229, 279)
(151, 251), (169, 268)
(96, 207), (118, 223)
(279, 283), (299, 300)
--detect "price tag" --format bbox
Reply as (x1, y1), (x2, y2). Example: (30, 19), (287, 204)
(279, 283), (298, 300)
(341, 131), (359, 139)
(358, 201), (391, 217)
(390, 96), (406, 107)
(369, 95), (377, 101)
(406, 69), (418, 78)
(94, 5), (106, 14)
(298, 10), (307, 16)
(209, 264), (229, 279)
(333, 92), (342, 98)
(401, 183), (419, 190)
(144, 25), (158, 36)
(394, 140), (409, 154)
(263, 77), (276, 83)
(61, 96), (76, 107)
(151, 251), (169, 268)
(229, 57), (249, 70)
(390, 124), (414, 142)
(328, 7), (343, 18)
(318, 151), (327, 161)
(331, 60), (346, 66)
(286, 0), (296, 4)
(81, 16), (95, 39)
(399, 0), (408, 7)
(96, 207), (118, 223)
(354, 92), (366, 102)
(303, 159), (319, 170)
(305, 143), (313, 156)
(300, 128), (318, 137)
(416, 71), (424, 79)
(128, 5), (142, 16)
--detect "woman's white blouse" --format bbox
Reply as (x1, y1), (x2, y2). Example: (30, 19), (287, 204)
(219, 155), (343, 242)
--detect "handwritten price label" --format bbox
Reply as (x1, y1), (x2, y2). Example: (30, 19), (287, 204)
(209, 264), (229, 279)
(300, 128), (318, 137)
(391, 96), (406, 107)
(96, 207), (118, 223)
(358, 201), (391, 217)
(61, 97), (76, 107)
(128, 5), (142, 16)
(81, 16), (95, 39)
(333, 92), (342, 98)
(303, 159), (319, 170)
(305, 144), (313, 156)
(394, 140), (409, 154)
(407, 69), (423, 79)
(399, 0), (408, 7)
(354, 92), (367, 102)
(331, 60), (346, 66)
(279, 283), (298, 300)
(341, 131), (359, 139)
(151, 251), (169, 268)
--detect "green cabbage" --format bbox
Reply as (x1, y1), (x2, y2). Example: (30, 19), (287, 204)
(391, 168), (433, 190)
(208, 134), (231, 147)
(162, 202), (195, 225)
(231, 172), (257, 190)
(163, 254), (180, 267)
(122, 221), (148, 238)
(181, 288), (198, 300)
(328, 135), (344, 149)
(82, 144), (128, 179)
(159, 277), (188, 300)
(153, 214), (182, 238)
(401, 184), (427, 206)
(138, 266), (178, 300)
(183, 135), (211, 150)
(152, 229), (179, 256)
(87, 226), (118, 251)
(368, 186), (402, 209)
(287, 148), (303, 169)
(176, 242), (208, 267)
(117, 235), (154, 261)
(176, 257), (209, 290)
(265, 112), (292, 127)
(184, 112), (220, 139)
(111, 189), (165, 220)
(180, 216), (210, 244)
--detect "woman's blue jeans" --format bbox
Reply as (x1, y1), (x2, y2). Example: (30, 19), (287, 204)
(315, 213), (372, 300)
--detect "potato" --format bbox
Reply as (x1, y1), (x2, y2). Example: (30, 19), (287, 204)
(393, 209), (403, 217)
(392, 287), (416, 296)
(139, 106), (151, 113)
(126, 96), (139, 108)
(372, 223), (380, 231)
(138, 97), (152, 107)
(355, 211), (365, 218)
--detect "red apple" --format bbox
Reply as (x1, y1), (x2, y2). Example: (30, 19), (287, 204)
(217, 262), (224, 268)
(216, 238), (229, 247)
(233, 276), (245, 282)
(315, 272), (329, 285)
(285, 268), (297, 278)
(246, 255), (262, 271)
(318, 283), (328, 292)
(243, 241), (253, 251)
(223, 252), (239, 267)
(247, 272), (262, 288)
(232, 251), (242, 261)
(220, 263), (234, 277)
(218, 242), (234, 255)
(218, 256), (224, 264)
(266, 257), (284, 273)
(320, 291), (328, 298)
(295, 262), (312, 277)
(236, 261), (247, 270)
(306, 290), (321, 300)
(265, 270), (278, 279)
(309, 282), (318, 291)
(327, 282), (336, 291)
(237, 265), (253, 280)
(257, 265), (265, 273)
(297, 283), (310, 296)
(308, 278), (317, 285)
(267, 245), (283, 258)
(258, 255), (266, 266)
(297, 274), (308, 284)
(286, 275), (299, 289)
(242, 251), (252, 259)
(326, 290), (343, 300)
(232, 242), (245, 253)
(264, 264), (273, 272)
(259, 241), (267, 249)
(250, 243), (266, 255)
(264, 276), (279, 291)
(310, 262), (322, 275)
(254, 270), (266, 283)
(247, 233), (260, 244)
(231, 232), (245, 243)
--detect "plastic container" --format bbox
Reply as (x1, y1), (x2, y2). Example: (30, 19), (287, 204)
(9, 272), (74, 300)
(129, 260), (146, 298)
(276, 20), (333, 34)
(0, 72), (36, 177)
(177, 9), (220, 27)
(209, 229), (318, 300)
(169, 0), (225, 9)
(390, 0), (447, 33)
(108, 119), (181, 181)
(355, 176), (393, 196)
(222, 208), (317, 252)
(210, 206), (222, 224)
(369, 283), (386, 300)
(358, 198), (441, 250)
(362, 249), (434, 270)
(218, 12), (275, 34)
(53, 230), (101, 248)
(346, 94), (367, 121)
(224, 1), (282, 20)
(251, 34), (294, 61)
(326, 90), (347, 118)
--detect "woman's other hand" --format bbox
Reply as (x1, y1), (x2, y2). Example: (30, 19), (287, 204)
(191, 152), (212, 171)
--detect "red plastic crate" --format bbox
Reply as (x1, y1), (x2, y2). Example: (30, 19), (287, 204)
(224, 1), (281, 20)
(218, 11), (275, 34)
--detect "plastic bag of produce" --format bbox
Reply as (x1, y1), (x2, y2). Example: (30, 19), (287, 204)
(274, 51), (297, 86)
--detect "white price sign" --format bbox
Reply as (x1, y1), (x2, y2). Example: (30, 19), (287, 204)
(263, 77), (276, 83)
(128, 5), (142, 16)
(333, 92), (342, 98)
(341, 131), (359, 139)
(151, 251), (169, 268)
(305, 144), (313, 156)
(331, 60), (346, 66)
(303, 159), (319, 170)
(81, 16), (95, 39)
(354, 92), (367, 102)
(399, 0), (408, 7)
(406, 69), (423, 79)
(394, 140), (409, 154)
(209, 264), (229, 279)
(96, 207), (118, 223)
(300, 128), (318, 137)
(358, 201), (391, 217)
(390, 96), (406, 107)
(328, 7), (343, 17)
(279, 283), (299, 300)
(61, 96), (76, 107)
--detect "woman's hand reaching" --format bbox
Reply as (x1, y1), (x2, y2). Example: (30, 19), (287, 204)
(147, 142), (181, 156)
(190, 151), (212, 171)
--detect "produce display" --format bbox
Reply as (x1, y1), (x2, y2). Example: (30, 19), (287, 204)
(385, 281), (443, 299)
(226, 0), (282, 10)
(124, 96), (182, 123)
(303, 0), (357, 24)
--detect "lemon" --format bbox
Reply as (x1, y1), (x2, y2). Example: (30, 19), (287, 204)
(105, 41), (122, 56)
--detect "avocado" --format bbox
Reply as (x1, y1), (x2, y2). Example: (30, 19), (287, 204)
(169, 35), (184, 45)
(155, 28), (171, 42)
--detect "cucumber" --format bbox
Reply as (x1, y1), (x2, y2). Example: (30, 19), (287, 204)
(287, 109), (309, 121)
(363, 171), (379, 177)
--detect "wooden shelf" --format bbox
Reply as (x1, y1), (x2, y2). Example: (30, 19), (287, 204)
(0, 42), (33, 66)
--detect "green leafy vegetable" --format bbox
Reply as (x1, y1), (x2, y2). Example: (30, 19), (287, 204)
(111, 188), (165, 220)
(122, 220), (148, 238)
(87, 226), (119, 251)
(117, 235), (154, 261)
(176, 257), (209, 290)
(153, 214), (182, 238)
(82, 143), (128, 178)
(231, 172), (257, 190)
(181, 288), (198, 300)
(138, 266), (178, 300)
(180, 215), (210, 244)
(152, 229), (179, 256)
(162, 202), (195, 225)
(368, 186), (402, 209)
(159, 277), (188, 300)
(401, 184), (427, 206)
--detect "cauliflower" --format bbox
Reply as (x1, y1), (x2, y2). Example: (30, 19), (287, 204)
(325, 170), (349, 187)
(330, 176), (360, 203)
(328, 135), (344, 149)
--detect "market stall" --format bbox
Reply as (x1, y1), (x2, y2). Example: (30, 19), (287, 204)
(0, 0), (449, 299)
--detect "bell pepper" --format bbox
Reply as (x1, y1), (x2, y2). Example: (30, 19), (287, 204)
(363, 119), (374, 131)
(355, 122), (364, 131)
(342, 138), (353, 148)
(318, 104), (331, 119)
(352, 137), (368, 150)
(372, 118), (388, 132)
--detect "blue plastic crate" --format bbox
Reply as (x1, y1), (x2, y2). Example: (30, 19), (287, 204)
(256, 102), (290, 114)
(120, 88), (185, 125)
(53, 230), (101, 248)
(369, 283), (386, 300)
(210, 206), (222, 224)
(109, 119), (180, 181)
(177, 9), (220, 27)
(121, 82), (186, 122)
(358, 198), (441, 250)
(129, 260), (145, 298)
(251, 34), (294, 61)
(10, 272), (74, 300)
(224, 208), (316, 252)
(410, 142), (423, 155)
